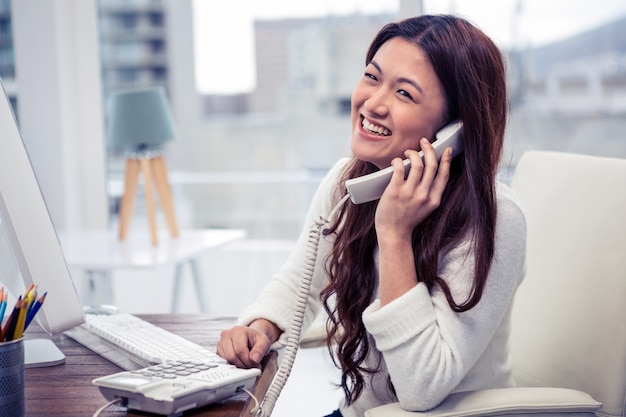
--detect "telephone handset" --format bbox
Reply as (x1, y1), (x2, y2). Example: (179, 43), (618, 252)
(345, 120), (464, 204)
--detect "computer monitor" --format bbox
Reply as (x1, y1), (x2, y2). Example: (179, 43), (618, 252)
(0, 79), (85, 367)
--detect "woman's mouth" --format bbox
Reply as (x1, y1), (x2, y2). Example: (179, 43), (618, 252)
(361, 117), (391, 136)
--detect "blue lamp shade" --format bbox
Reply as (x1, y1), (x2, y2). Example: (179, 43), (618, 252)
(107, 87), (177, 150)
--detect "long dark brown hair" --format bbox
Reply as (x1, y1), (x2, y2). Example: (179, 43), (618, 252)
(320, 15), (508, 404)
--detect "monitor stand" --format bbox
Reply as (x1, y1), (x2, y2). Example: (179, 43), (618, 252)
(24, 339), (65, 368)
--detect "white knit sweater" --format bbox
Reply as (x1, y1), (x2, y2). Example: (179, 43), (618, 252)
(238, 158), (527, 417)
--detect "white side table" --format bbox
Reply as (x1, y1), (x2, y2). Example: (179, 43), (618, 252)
(58, 229), (245, 312)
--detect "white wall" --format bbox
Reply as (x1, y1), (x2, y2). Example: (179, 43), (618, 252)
(11, 0), (107, 231)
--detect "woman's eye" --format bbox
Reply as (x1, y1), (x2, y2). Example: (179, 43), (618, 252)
(364, 72), (377, 81)
(398, 89), (413, 100)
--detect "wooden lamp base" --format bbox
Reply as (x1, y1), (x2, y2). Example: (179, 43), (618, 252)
(117, 153), (178, 246)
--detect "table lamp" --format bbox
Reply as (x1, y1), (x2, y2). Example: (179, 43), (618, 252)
(107, 87), (179, 246)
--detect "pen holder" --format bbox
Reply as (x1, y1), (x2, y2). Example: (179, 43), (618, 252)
(0, 338), (24, 417)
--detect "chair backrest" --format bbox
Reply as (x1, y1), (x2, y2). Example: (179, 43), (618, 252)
(510, 151), (626, 417)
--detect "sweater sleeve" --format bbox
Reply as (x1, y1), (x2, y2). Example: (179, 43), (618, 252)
(362, 183), (527, 411)
(237, 158), (350, 347)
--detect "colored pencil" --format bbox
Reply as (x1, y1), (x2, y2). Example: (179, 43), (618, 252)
(0, 289), (6, 325)
(12, 296), (29, 340)
(24, 292), (47, 331)
(0, 286), (47, 341)
(2, 296), (22, 341)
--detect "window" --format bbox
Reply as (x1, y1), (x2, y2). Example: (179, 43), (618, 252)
(117, 68), (138, 83)
(117, 13), (137, 30)
(149, 39), (165, 54)
(0, 18), (11, 35)
(147, 12), (163, 27)
(151, 66), (166, 81)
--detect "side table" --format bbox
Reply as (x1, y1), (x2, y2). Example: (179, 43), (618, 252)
(58, 228), (246, 312)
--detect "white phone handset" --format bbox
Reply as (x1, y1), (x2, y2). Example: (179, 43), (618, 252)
(345, 120), (464, 204)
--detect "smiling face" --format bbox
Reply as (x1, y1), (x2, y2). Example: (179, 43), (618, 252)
(350, 37), (448, 170)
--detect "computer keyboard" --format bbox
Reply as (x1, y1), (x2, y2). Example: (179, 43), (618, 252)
(81, 312), (226, 366)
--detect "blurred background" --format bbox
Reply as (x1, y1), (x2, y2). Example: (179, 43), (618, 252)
(2, 1), (625, 414)
(1, 0), (625, 315)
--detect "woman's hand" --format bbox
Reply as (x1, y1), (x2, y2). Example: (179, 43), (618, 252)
(375, 138), (453, 241)
(375, 139), (453, 305)
(216, 319), (280, 368)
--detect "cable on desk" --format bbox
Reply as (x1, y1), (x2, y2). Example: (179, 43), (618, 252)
(242, 387), (260, 414)
(92, 398), (124, 417)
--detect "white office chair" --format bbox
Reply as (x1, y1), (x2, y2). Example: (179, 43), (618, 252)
(363, 151), (626, 417)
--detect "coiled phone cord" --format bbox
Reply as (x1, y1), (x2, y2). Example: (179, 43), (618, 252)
(255, 194), (349, 417)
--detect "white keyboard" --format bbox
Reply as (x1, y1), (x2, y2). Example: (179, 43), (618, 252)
(82, 313), (226, 365)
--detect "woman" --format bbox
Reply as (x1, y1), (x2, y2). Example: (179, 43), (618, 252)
(217, 15), (526, 417)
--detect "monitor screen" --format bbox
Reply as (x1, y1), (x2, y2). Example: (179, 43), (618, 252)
(0, 79), (84, 342)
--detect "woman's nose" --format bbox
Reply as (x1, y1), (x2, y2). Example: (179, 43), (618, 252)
(364, 89), (389, 117)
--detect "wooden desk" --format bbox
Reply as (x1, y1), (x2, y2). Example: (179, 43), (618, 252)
(25, 315), (278, 416)
(59, 229), (246, 312)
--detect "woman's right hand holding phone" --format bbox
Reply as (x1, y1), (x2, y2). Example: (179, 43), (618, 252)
(374, 139), (453, 305)
(375, 138), (453, 237)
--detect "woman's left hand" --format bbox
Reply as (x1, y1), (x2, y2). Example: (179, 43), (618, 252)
(375, 138), (453, 242)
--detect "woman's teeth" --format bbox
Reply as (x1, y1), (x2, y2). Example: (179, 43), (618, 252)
(362, 118), (391, 136)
